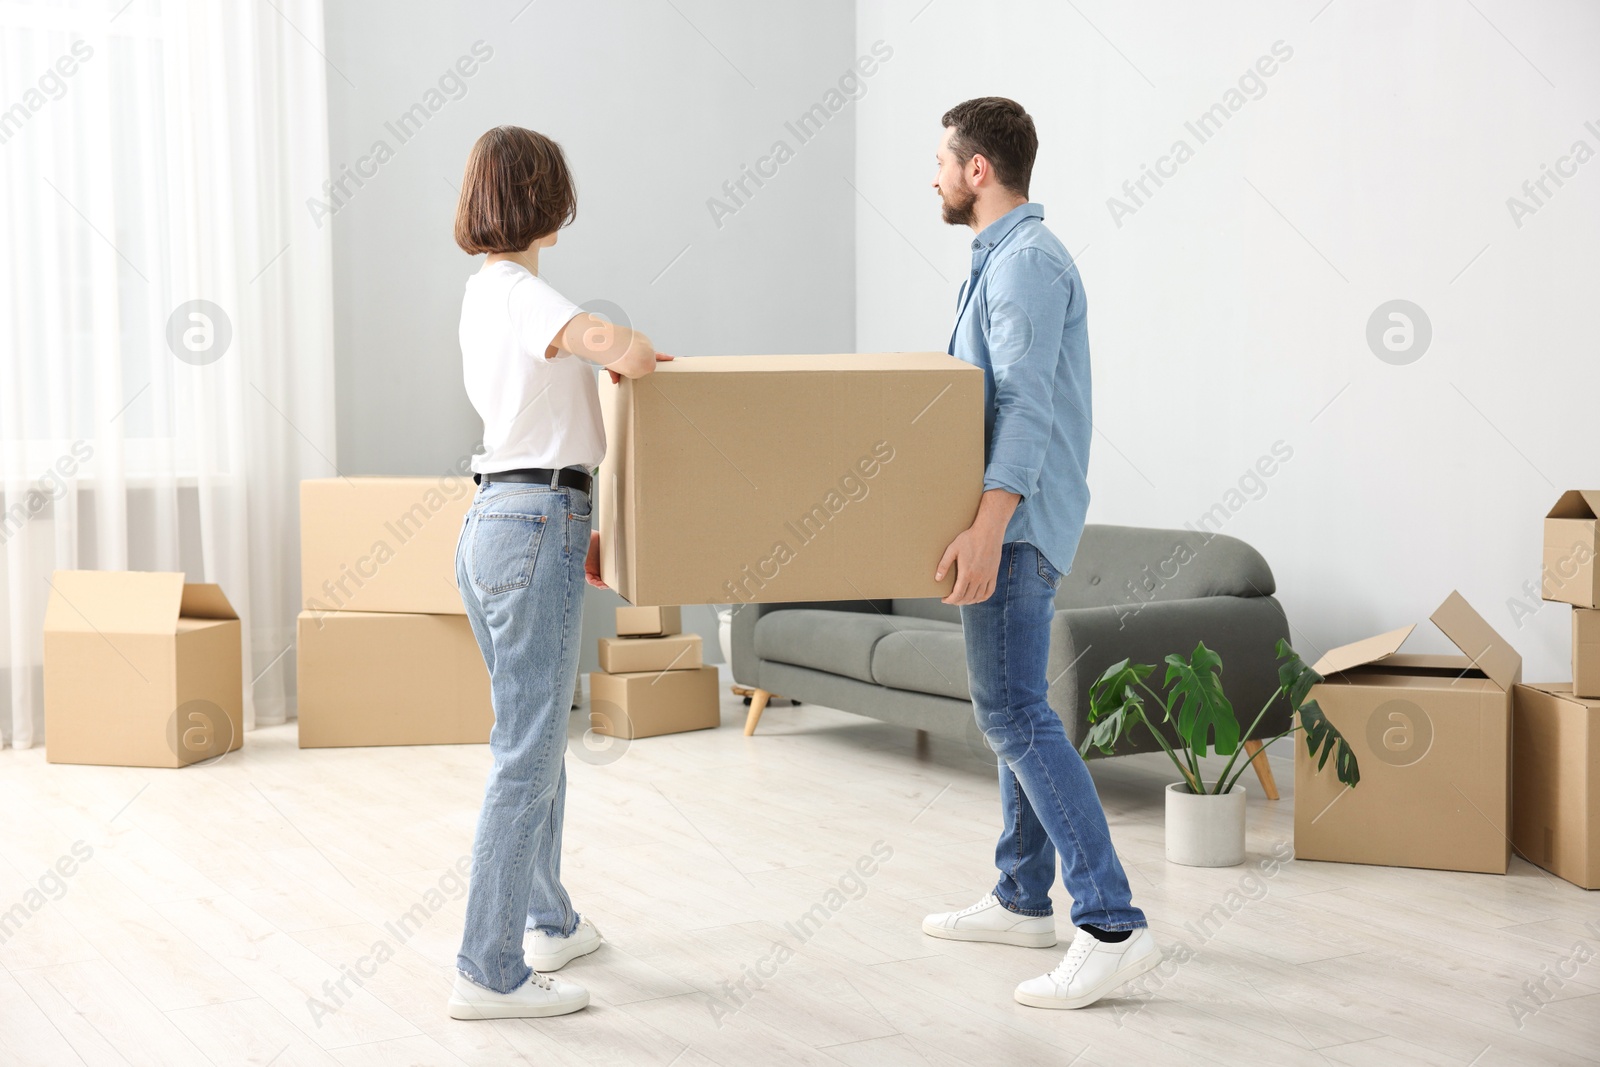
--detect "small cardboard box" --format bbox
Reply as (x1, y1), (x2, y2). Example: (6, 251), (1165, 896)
(301, 477), (473, 616)
(1574, 609), (1600, 699)
(44, 571), (243, 767)
(1542, 490), (1600, 608)
(598, 354), (983, 605)
(1511, 683), (1599, 889)
(615, 605), (681, 637)
(1295, 592), (1520, 875)
(588, 665), (720, 739)
(297, 610), (493, 747)
(598, 634), (702, 674)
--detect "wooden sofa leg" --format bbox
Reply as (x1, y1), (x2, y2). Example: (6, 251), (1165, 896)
(743, 689), (771, 736)
(1243, 739), (1279, 800)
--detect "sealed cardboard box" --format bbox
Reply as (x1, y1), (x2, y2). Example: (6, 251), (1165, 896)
(616, 605), (681, 637)
(1542, 490), (1600, 608)
(598, 634), (702, 674)
(589, 665), (719, 739)
(1574, 609), (1600, 699)
(44, 571), (242, 768)
(1511, 683), (1599, 889)
(297, 610), (493, 747)
(301, 477), (472, 616)
(1295, 592), (1519, 875)
(598, 354), (983, 605)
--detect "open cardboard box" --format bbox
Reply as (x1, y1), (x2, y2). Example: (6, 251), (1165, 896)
(1296, 591), (1519, 875)
(1542, 490), (1600, 608)
(43, 571), (243, 767)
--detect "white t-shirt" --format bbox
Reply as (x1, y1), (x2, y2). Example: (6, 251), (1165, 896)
(459, 260), (604, 474)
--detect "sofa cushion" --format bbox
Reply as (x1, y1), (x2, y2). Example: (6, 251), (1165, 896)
(870, 626), (971, 701)
(753, 609), (958, 685)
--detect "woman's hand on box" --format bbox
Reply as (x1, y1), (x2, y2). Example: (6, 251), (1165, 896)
(607, 352), (673, 384)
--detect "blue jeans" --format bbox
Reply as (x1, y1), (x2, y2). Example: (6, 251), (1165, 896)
(961, 541), (1146, 932)
(454, 480), (588, 992)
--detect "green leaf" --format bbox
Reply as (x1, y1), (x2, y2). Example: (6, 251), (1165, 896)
(1299, 700), (1360, 788)
(1161, 642), (1239, 760)
(1081, 659), (1155, 756)
(1275, 639), (1323, 711)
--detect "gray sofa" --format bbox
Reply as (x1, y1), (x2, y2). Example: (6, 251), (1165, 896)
(730, 525), (1292, 795)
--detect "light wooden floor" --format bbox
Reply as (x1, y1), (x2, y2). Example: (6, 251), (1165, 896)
(2, 669), (1596, 1067)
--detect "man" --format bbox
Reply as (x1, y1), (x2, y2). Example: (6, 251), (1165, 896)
(922, 97), (1159, 1010)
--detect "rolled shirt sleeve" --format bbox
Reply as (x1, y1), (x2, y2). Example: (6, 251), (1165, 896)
(981, 246), (1073, 500)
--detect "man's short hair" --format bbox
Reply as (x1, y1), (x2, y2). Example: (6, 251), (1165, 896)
(454, 126), (577, 255)
(941, 97), (1038, 197)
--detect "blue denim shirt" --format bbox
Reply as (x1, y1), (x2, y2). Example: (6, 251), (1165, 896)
(948, 202), (1092, 575)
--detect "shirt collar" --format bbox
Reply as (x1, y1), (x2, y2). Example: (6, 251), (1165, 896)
(972, 201), (1044, 252)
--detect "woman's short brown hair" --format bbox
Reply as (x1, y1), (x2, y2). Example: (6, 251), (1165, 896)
(454, 126), (577, 255)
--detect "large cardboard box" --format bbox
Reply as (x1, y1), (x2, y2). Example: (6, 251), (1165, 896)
(44, 571), (242, 767)
(1295, 592), (1520, 875)
(1511, 683), (1599, 889)
(297, 610), (493, 747)
(589, 665), (720, 739)
(598, 634), (702, 674)
(1542, 490), (1600, 608)
(598, 354), (984, 605)
(616, 605), (681, 637)
(1574, 609), (1600, 699)
(301, 477), (473, 616)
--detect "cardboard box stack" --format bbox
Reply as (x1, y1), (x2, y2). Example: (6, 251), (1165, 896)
(589, 606), (719, 739)
(1508, 489), (1600, 889)
(598, 353), (984, 605)
(1294, 591), (1520, 875)
(298, 477), (493, 748)
(43, 571), (243, 767)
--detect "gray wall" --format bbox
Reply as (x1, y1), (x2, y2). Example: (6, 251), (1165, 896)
(322, 0), (857, 667)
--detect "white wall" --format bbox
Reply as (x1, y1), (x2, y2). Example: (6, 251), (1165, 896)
(855, 0), (1600, 682)
(321, 0), (858, 668)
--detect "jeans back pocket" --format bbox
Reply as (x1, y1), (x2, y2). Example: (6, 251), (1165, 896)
(1035, 547), (1064, 591)
(470, 512), (549, 595)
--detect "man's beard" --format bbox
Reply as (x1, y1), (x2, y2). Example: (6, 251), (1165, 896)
(940, 181), (977, 226)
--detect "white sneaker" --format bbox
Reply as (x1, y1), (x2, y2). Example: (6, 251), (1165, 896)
(526, 916), (604, 972)
(921, 893), (1058, 948)
(447, 971), (589, 1020)
(1014, 927), (1161, 1009)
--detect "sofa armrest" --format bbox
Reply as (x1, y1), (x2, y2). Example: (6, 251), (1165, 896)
(729, 599), (890, 689)
(1047, 595), (1292, 754)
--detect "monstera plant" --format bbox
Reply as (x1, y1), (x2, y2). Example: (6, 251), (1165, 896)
(1080, 640), (1361, 866)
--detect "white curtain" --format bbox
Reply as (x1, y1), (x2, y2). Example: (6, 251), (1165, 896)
(1, 0), (335, 747)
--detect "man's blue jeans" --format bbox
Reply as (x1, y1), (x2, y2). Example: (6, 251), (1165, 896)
(454, 480), (588, 992)
(961, 540), (1147, 931)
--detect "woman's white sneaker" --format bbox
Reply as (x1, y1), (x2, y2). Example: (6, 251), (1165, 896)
(448, 971), (589, 1020)
(921, 893), (1058, 948)
(526, 916), (603, 972)
(1014, 926), (1161, 1009)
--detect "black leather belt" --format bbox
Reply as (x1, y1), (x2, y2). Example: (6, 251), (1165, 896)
(474, 466), (592, 494)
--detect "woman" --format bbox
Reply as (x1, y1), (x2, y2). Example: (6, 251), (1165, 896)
(446, 125), (666, 1020)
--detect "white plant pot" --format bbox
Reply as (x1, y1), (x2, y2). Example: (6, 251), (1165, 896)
(716, 609), (734, 667)
(1164, 782), (1246, 867)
